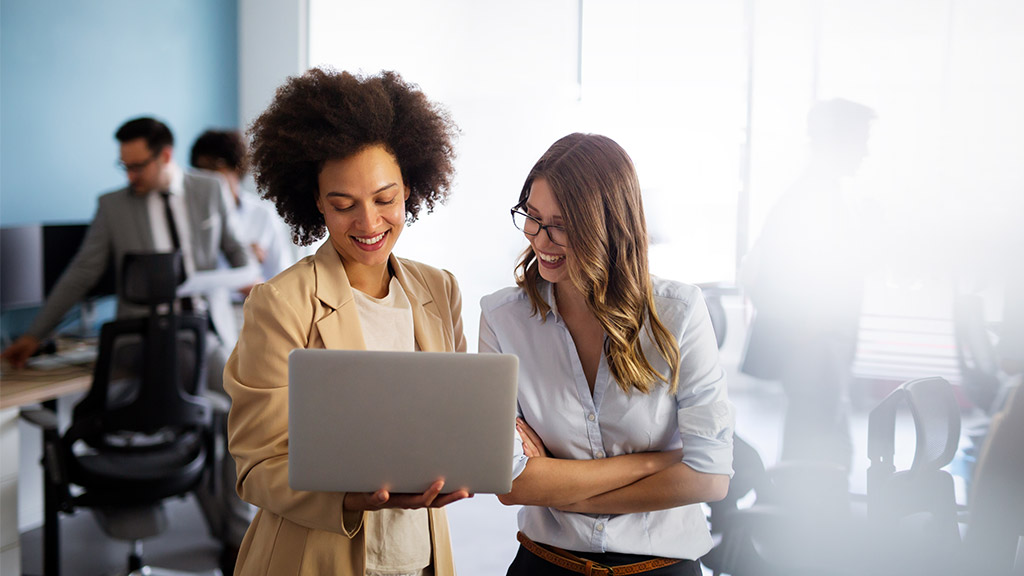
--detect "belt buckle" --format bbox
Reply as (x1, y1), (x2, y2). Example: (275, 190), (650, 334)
(586, 559), (616, 575)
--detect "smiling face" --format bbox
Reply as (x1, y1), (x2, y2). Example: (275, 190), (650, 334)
(524, 177), (572, 285)
(316, 145), (410, 292)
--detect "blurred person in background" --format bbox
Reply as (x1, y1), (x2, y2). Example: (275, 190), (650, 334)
(191, 129), (294, 293)
(739, 99), (878, 474)
(1, 117), (253, 568)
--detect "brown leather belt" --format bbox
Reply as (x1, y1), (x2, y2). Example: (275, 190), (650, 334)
(516, 531), (682, 575)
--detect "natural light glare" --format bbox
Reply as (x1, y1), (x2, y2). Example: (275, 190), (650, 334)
(309, 0), (1023, 373)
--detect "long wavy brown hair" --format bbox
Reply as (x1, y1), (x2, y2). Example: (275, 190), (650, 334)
(514, 133), (681, 394)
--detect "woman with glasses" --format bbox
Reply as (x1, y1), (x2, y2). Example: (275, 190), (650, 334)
(223, 68), (469, 576)
(481, 133), (735, 575)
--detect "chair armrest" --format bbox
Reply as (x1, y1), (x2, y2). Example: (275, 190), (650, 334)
(20, 407), (59, 432)
(20, 407), (73, 509)
(202, 391), (231, 414)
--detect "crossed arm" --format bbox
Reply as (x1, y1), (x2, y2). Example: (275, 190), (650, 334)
(498, 419), (729, 515)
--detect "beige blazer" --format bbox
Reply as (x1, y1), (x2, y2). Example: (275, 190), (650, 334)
(224, 243), (467, 576)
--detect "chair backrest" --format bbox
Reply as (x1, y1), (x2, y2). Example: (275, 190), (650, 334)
(706, 434), (766, 534)
(121, 251), (182, 306)
(868, 377), (962, 479)
(69, 252), (210, 448)
(867, 377), (964, 572)
(963, 382), (1024, 574)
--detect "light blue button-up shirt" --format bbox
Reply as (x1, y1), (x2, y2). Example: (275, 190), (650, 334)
(479, 276), (735, 560)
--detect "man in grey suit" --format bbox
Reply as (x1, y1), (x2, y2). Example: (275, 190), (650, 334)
(2, 117), (251, 364)
(1, 116), (253, 561)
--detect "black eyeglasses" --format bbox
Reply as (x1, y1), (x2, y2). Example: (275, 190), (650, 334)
(510, 208), (568, 247)
(116, 154), (158, 173)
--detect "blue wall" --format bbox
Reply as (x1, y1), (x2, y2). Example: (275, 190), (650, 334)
(0, 0), (238, 226)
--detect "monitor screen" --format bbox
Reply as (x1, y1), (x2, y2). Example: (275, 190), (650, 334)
(0, 225), (44, 310)
(0, 222), (116, 311)
(42, 224), (116, 299)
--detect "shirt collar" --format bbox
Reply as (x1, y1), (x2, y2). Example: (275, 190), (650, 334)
(166, 163), (185, 196)
(542, 280), (563, 324)
(235, 189), (255, 213)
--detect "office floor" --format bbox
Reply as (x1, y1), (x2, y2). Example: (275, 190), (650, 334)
(19, 366), (962, 576)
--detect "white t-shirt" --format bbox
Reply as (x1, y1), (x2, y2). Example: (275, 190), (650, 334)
(353, 276), (431, 576)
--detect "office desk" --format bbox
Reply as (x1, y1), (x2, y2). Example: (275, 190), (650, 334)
(1, 357), (94, 576)
(1, 365), (93, 410)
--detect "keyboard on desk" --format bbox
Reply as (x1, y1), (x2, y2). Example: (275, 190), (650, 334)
(25, 347), (98, 371)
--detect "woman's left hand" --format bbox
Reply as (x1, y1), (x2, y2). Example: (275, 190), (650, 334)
(517, 418), (548, 458)
(344, 479), (472, 511)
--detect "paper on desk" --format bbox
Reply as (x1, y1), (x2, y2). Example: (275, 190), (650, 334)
(176, 265), (261, 296)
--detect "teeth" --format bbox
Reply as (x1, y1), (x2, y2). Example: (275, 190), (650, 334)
(537, 252), (564, 263)
(355, 232), (385, 245)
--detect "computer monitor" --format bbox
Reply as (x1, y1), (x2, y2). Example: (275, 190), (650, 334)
(0, 223), (116, 311)
(0, 225), (45, 310)
(42, 224), (117, 299)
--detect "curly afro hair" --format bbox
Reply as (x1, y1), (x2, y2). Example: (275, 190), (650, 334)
(248, 68), (459, 246)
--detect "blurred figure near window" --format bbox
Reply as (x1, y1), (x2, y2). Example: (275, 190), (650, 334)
(739, 99), (878, 473)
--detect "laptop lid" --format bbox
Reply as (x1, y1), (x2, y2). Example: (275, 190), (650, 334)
(288, 349), (519, 494)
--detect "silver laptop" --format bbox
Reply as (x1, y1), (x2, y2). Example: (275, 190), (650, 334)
(288, 349), (519, 494)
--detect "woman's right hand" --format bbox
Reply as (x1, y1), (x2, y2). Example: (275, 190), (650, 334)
(343, 479), (472, 512)
(517, 417), (549, 458)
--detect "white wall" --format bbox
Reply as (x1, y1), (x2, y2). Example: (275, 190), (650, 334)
(239, 0), (308, 130)
(305, 1), (761, 350)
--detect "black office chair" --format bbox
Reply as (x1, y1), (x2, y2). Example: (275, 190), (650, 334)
(700, 448), (861, 576)
(702, 377), (965, 576)
(21, 252), (217, 576)
(700, 435), (771, 576)
(866, 376), (964, 575)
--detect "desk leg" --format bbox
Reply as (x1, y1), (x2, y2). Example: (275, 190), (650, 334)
(43, 470), (59, 576)
(0, 408), (22, 576)
(41, 399), (60, 576)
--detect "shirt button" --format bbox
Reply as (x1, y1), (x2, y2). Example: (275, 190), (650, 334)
(588, 413), (596, 421)
(596, 451), (605, 459)
(596, 523), (605, 532)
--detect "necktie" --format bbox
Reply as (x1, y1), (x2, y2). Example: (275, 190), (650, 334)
(160, 192), (191, 308)
(160, 192), (181, 250)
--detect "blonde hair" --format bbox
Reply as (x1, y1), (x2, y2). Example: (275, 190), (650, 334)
(514, 133), (681, 394)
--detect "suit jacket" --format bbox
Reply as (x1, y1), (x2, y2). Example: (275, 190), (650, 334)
(224, 243), (467, 576)
(28, 169), (250, 340)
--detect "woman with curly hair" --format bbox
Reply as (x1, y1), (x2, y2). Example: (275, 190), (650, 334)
(223, 68), (468, 576)
(480, 133), (735, 575)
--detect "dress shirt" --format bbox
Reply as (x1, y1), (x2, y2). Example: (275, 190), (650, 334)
(25, 166), (249, 343)
(227, 189), (293, 284)
(479, 276), (735, 560)
(146, 164), (196, 277)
